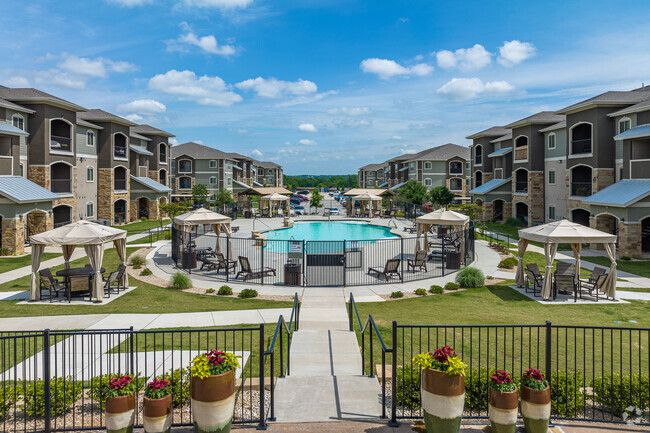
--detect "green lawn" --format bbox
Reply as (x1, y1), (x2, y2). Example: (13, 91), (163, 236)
(113, 218), (170, 235)
(126, 228), (171, 245)
(0, 253), (61, 274)
(479, 223), (574, 250)
(582, 256), (650, 279)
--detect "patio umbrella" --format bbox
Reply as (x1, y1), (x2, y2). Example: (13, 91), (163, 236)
(415, 209), (470, 253)
(174, 208), (232, 257)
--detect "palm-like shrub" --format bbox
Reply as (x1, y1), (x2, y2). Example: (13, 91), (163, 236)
(455, 267), (484, 288)
(170, 272), (192, 290)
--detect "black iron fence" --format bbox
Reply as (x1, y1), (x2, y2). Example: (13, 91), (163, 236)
(0, 296), (300, 433)
(347, 298), (650, 426)
(170, 224), (475, 287)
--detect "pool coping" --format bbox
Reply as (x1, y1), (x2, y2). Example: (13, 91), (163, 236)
(257, 218), (407, 241)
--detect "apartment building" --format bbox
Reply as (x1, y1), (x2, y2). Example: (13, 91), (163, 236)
(255, 161), (283, 187)
(358, 163), (385, 188)
(0, 85), (172, 254)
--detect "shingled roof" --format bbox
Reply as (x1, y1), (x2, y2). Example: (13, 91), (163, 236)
(505, 112), (565, 129)
(465, 126), (510, 140)
(131, 124), (175, 137)
(171, 142), (235, 160)
(556, 86), (650, 114)
(0, 87), (87, 111)
(78, 109), (136, 126)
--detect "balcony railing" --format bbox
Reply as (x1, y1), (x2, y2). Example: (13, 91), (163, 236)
(51, 179), (72, 193)
(571, 139), (592, 155)
(50, 135), (72, 152)
(114, 146), (127, 158)
(515, 182), (528, 193)
(571, 181), (592, 197)
(114, 178), (127, 191)
(515, 146), (528, 161)
(449, 167), (463, 174)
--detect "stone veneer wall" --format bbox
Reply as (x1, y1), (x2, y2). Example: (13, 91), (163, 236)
(482, 202), (494, 222)
(565, 168), (615, 217)
(1, 218), (25, 254)
(148, 199), (160, 220)
(98, 168), (131, 223)
(503, 202), (512, 221)
(129, 199), (139, 222)
(27, 213), (53, 238)
(618, 222), (642, 258)
(148, 170), (159, 182)
(528, 172), (545, 225)
(29, 166), (50, 189)
(589, 215), (616, 250)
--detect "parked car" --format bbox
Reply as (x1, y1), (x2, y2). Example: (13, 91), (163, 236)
(298, 195), (309, 201)
(294, 205), (305, 215)
(298, 190), (309, 195)
(329, 207), (340, 215)
(290, 198), (302, 205)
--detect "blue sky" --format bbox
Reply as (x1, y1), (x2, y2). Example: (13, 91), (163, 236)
(2, 0), (650, 174)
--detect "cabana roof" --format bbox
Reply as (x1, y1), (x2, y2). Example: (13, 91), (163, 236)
(239, 187), (293, 196)
(261, 193), (290, 201)
(352, 193), (382, 201)
(30, 220), (126, 245)
(416, 209), (470, 226)
(518, 219), (616, 244)
(173, 208), (231, 226)
(344, 188), (395, 197)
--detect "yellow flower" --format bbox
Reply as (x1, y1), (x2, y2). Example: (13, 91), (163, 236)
(446, 356), (467, 377)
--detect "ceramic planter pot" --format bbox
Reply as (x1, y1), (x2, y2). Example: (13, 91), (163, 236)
(191, 370), (236, 433)
(488, 388), (518, 433)
(105, 393), (136, 433)
(143, 394), (172, 433)
(521, 385), (551, 433)
(421, 368), (465, 433)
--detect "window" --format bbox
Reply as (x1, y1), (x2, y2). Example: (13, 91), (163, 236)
(50, 119), (72, 152)
(619, 118), (631, 134)
(619, 166), (624, 181)
(449, 161), (463, 174)
(114, 166), (127, 191)
(159, 143), (167, 163)
(549, 206), (556, 220)
(114, 133), (127, 159)
(570, 123), (592, 155)
(475, 145), (483, 165)
(87, 167), (94, 182)
(450, 178), (463, 191)
(12, 114), (24, 131)
(178, 160), (192, 173)
(548, 133), (556, 149)
(179, 177), (192, 189)
(209, 176), (217, 185)
(87, 131), (95, 147)
(86, 202), (94, 218)
(424, 178), (432, 186)
(19, 163), (24, 177)
(424, 162), (432, 169)
(209, 160), (217, 168)
(548, 170), (556, 184)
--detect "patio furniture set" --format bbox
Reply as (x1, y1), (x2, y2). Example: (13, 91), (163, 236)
(524, 262), (609, 302)
(38, 264), (127, 303)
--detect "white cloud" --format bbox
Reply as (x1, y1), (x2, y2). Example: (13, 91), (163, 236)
(4, 76), (29, 87)
(298, 139), (317, 146)
(181, 0), (253, 8)
(435, 44), (492, 71)
(124, 114), (144, 122)
(34, 70), (85, 89)
(169, 138), (180, 145)
(391, 135), (402, 140)
(497, 40), (536, 67)
(58, 55), (137, 78)
(251, 149), (263, 158)
(275, 90), (337, 107)
(436, 77), (515, 101)
(236, 77), (317, 98)
(327, 107), (371, 116)
(172, 23), (236, 56)
(148, 69), (242, 107)
(116, 99), (166, 115)
(195, 140), (204, 145)
(106, 0), (153, 6)
(298, 123), (317, 132)
(360, 58), (434, 79)
(237, 129), (247, 134)
(108, 60), (138, 73)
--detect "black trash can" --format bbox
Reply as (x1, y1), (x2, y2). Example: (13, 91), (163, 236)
(182, 251), (197, 270)
(445, 251), (461, 270)
(284, 263), (302, 285)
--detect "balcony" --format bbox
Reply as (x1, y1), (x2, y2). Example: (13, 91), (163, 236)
(50, 135), (72, 153)
(515, 182), (528, 193)
(449, 163), (463, 174)
(51, 179), (72, 194)
(571, 139), (592, 155)
(114, 146), (127, 159)
(114, 178), (127, 191)
(571, 181), (592, 197)
(515, 145), (528, 161)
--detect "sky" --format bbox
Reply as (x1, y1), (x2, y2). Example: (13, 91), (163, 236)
(1, 0), (650, 175)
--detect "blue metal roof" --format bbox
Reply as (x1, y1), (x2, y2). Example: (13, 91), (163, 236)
(470, 178), (511, 195)
(390, 181), (408, 190)
(129, 145), (153, 156)
(378, 181), (388, 188)
(582, 179), (650, 207)
(0, 176), (60, 203)
(614, 123), (650, 140)
(487, 147), (512, 158)
(130, 176), (172, 193)
(0, 122), (28, 137)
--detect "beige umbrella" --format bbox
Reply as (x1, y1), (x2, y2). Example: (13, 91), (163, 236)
(260, 193), (289, 216)
(352, 193), (382, 217)
(174, 208), (232, 256)
(415, 209), (470, 254)
(517, 220), (618, 300)
(29, 220), (127, 302)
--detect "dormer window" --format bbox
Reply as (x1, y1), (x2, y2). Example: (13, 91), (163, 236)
(12, 114), (24, 131)
(50, 119), (72, 152)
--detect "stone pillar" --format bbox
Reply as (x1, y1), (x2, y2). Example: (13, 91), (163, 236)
(528, 172), (545, 226)
(618, 222), (642, 258)
(503, 202), (512, 220)
(148, 199), (160, 220)
(29, 166), (50, 189)
(593, 168), (614, 194)
(148, 170), (160, 183)
(27, 212), (50, 237)
(483, 172), (493, 183)
(98, 169), (114, 221)
(483, 202), (494, 222)
(1, 218), (25, 255)
(590, 216), (615, 250)
(130, 200), (139, 222)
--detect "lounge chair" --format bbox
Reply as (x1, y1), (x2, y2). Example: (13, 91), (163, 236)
(236, 256), (277, 281)
(198, 255), (219, 271)
(38, 270), (67, 302)
(232, 226), (240, 233)
(578, 267), (607, 302)
(368, 259), (402, 281)
(407, 250), (427, 272)
(381, 209), (396, 219)
(215, 252), (237, 275)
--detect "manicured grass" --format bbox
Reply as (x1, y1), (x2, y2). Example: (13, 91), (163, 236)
(126, 228), (171, 245)
(0, 253), (61, 274)
(479, 223), (574, 250)
(113, 218), (170, 235)
(582, 256), (650, 279)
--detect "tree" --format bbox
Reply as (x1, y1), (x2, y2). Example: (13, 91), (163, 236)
(192, 184), (209, 205)
(310, 189), (324, 209)
(450, 203), (483, 221)
(430, 186), (455, 209)
(214, 188), (234, 206)
(398, 180), (429, 205)
(160, 201), (189, 218)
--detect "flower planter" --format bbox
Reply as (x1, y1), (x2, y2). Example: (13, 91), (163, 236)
(521, 385), (551, 433)
(191, 369), (236, 433)
(489, 388), (518, 433)
(143, 394), (172, 433)
(106, 393), (136, 433)
(421, 368), (465, 433)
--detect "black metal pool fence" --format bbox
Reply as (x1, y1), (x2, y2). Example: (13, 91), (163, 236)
(170, 223), (475, 287)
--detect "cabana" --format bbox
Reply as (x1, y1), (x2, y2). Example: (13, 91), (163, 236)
(415, 209), (470, 253)
(29, 220), (127, 302)
(259, 193), (290, 216)
(349, 193), (382, 216)
(173, 208), (232, 257)
(515, 220), (617, 300)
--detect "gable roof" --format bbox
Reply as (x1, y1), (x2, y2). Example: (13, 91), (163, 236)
(78, 109), (136, 126)
(130, 132), (151, 141)
(171, 141), (235, 160)
(539, 120), (566, 133)
(556, 87), (650, 114)
(0, 121), (29, 137)
(469, 178), (511, 195)
(130, 124), (175, 138)
(406, 143), (470, 161)
(608, 98), (650, 118)
(466, 126), (509, 140)
(360, 163), (385, 171)
(505, 112), (565, 129)
(581, 179), (650, 207)
(130, 175), (172, 193)
(0, 97), (34, 114)
(257, 161), (281, 169)
(0, 87), (87, 112)
(75, 117), (103, 130)
(0, 176), (60, 203)
(490, 133), (512, 143)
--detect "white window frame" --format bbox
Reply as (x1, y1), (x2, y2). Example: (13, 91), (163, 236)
(424, 178), (432, 186)
(547, 132), (556, 150)
(449, 178), (463, 191)
(12, 114), (25, 131)
(87, 131), (95, 147)
(209, 160), (217, 169)
(474, 145), (483, 166)
(49, 118), (74, 155)
(86, 202), (94, 218)
(113, 132), (128, 161)
(618, 117), (632, 134)
(178, 176), (192, 190)
(449, 161), (463, 175)
(86, 166), (94, 182)
(424, 162), (432, 170)
(549, 205), (556, 220)
(159, 143), (167, 165)
(209, 176), (217, 185)
(548, 169), (556, 185)
(569, 121), (594, 158)
(178, 159), (192, 173)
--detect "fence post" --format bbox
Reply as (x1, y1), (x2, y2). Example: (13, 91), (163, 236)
(389, 321), (398, 427)
(343, 240), (346, 287)
(129, 326), (135, 373)
(400, 237), (404, 281)
(545, 321), (552, 385)
(226, 237), (230, 282)
(261, 237), (264, 285)
(258, 323), (266, 430)
(43, 329), (51, 433)
(348, 294), (353, 332)
(442, 236), (446, 276)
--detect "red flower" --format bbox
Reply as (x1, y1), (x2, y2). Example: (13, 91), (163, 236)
(523, 369), (545, 381)
(109, 375), (133, 390)
(432, 345), (456, 363)
(490, 370), (513, 385)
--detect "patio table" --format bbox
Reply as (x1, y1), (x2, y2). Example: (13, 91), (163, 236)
(56, 267), (106, 302)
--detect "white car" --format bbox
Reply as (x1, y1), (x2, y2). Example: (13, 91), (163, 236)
(329, 207), (340, 215)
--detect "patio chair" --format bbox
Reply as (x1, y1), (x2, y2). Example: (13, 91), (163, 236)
(236, 256), (277, 282)
(198, 255), (219, 271)
(103, 271), (120, 298)
(577, 267), (607, 302)
(69, 275), (91, 302)
(114, 264), (128, 291)
(38, 270), (67, 302)
(525, 266), (544, 297)
(368, 258), (402, 281)
(232, 226), (240, 233)
(215, 252), (237, 275)
(381, 209), (395, 219)
(407, 250), (427, 272)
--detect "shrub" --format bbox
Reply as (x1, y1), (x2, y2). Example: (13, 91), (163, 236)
(129, 255), (145, 267)
(429, 285), (444, 294)
(465, 368), (495, 411)
(390, 291), (404, 298)
(24, 377), (83, 417)
(396, 365), (421, 410)
(133, 264), (142, 269)
(414, 288), (427, 296)
(140, 268), (152, 276)
(160, 368), (190, 407)
(238, 288), (258, 298)
(395, 212), (405, 218)
(170, 272), (192, 290)
(455, 267), (485, 288)
(444, 282), (459, 291)
(218, 285), (233, 296)
(205, 288), (215, 294)
(0, 383), (17, 419)
(505, 217), (525, 227)
(551, 370), (585, 417)
(591, 374), (649, 417)
(498, 257), (518, 269)
(88, 373), (145, 410)
(621, 256), (631, 261)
